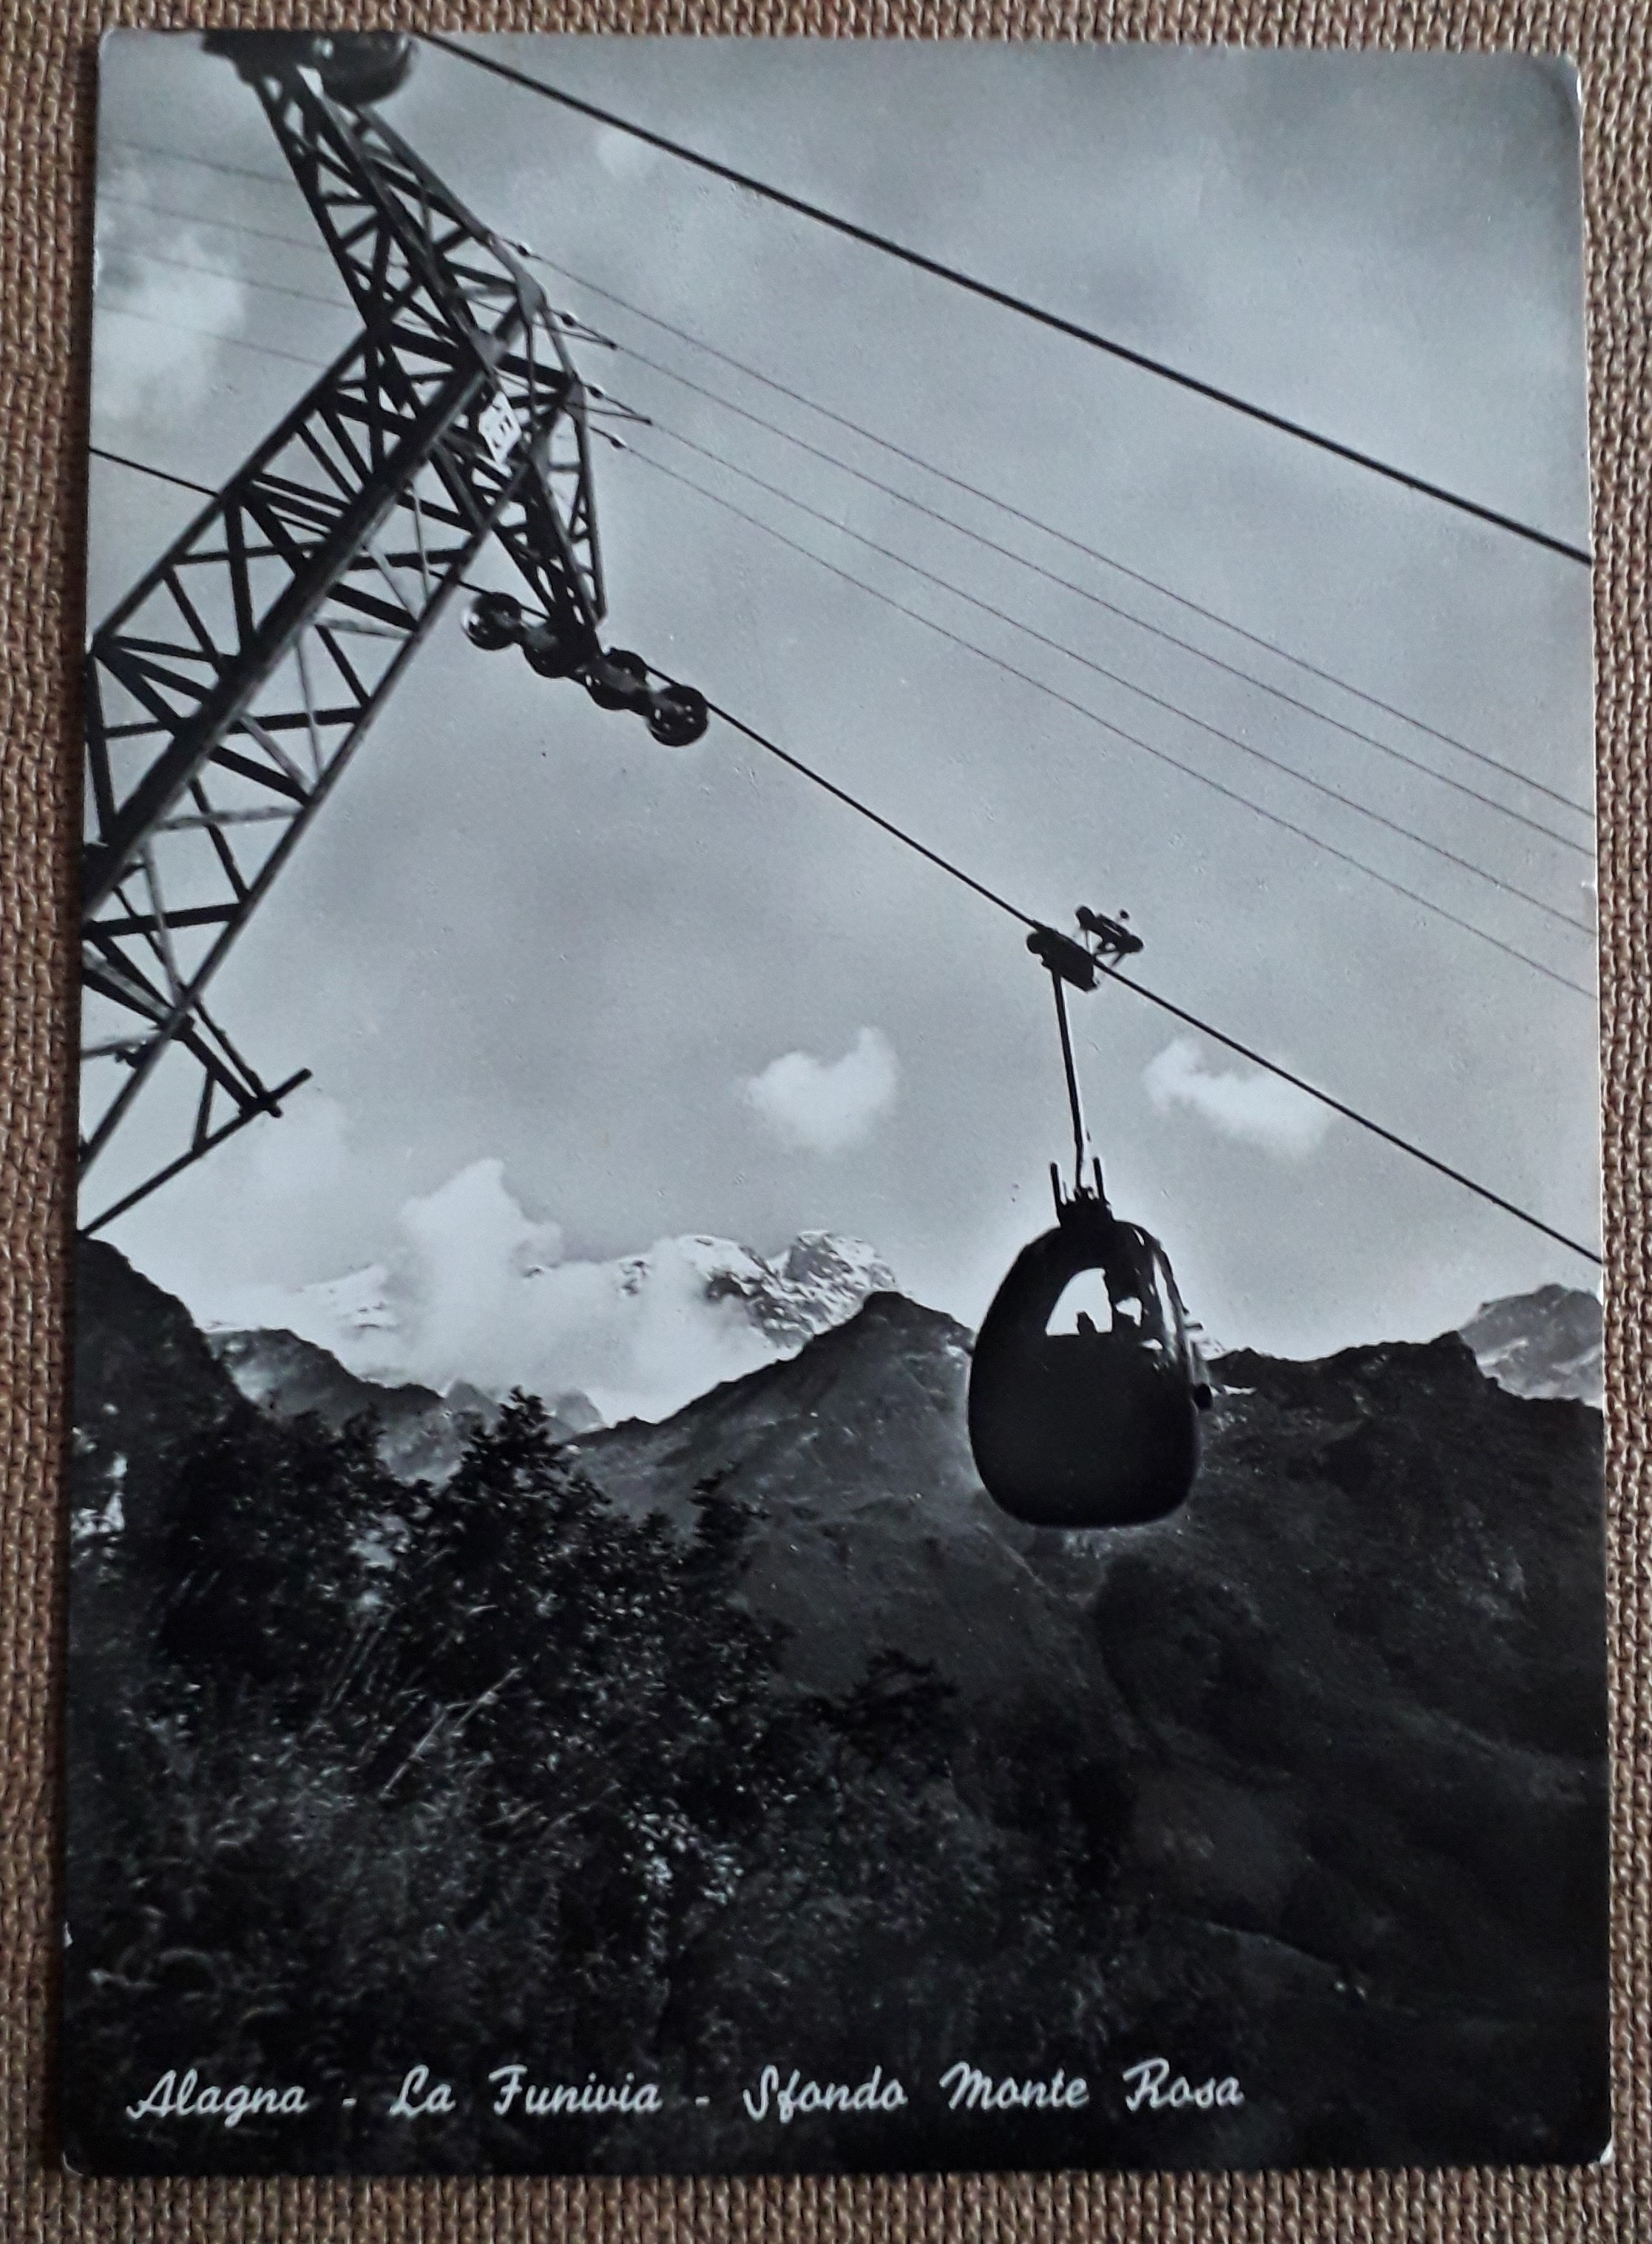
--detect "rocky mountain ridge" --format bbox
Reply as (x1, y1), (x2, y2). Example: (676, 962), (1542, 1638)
(1460, 1282), (1602, 1405)
(203, 1250), (1602, 1485)
(612, 1230), (898, 1354)
(204, 1328), (596, 1485)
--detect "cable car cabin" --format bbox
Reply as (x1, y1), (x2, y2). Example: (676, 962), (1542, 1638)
(968, 1192), (1211, 1530)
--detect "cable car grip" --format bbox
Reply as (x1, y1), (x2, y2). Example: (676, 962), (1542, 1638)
(461, 592), (708, 743)
(1026, 907), (1142, 1197)
(1027, 925), (1097, 990)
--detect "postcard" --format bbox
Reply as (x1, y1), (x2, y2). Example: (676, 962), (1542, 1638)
(67, 30), (1606, 2176)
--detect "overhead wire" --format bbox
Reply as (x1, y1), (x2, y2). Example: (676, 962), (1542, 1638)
(92, 142), (1604, 1263)
(566, 315), (1591, 856)
(97, 210), (1597, 993)
(106, 135), (294, 189)
(109, 232), (1578, 879)
(126, 245), (359, 315)
(82, 433), (1605, 1268)
(646, 417), (1593, 936)
(104, 189), (334, 258)
(531, 256), (1596, 826)
(425, 32), (1594, 570)
(99, 300), (331, 374)
(91, 280), (1595, 1000)
(89, 445), (215, 497)
(102, 157), (1593, 825)
(700, 696), (1600, 1268)
(106, 237), (1598, 945)
(629, 445), (1594, 1001)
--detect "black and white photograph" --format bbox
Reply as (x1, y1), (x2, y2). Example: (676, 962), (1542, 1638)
(66, 30), (1607, 2177)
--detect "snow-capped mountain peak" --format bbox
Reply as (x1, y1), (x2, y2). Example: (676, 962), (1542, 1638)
(296, 1261), (399, 1339)
(611, 1230), (897, 1354)
(233, 1227), (898, 1425)
(1458, 1282), (1602, 1405)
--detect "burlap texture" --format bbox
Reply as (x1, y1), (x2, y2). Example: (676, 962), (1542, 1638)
(4, 1), (1645, 2236)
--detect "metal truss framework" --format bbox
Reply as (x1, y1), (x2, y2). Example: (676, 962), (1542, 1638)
(80, 57), (606, 1232)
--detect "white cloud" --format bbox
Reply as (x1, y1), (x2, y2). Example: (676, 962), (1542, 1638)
(1142, 1035), (1332, 1160)
(593, 125), (662, 182)
(740, 1027), (898, 1156)
(206, 1158), (782, 1425)
(124, 1087), (358, 1327)
(95, 224), (247, 427)
(394, 1159), (565, 1393)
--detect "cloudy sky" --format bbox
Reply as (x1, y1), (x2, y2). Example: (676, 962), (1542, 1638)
(84, 33), (1597, 1388)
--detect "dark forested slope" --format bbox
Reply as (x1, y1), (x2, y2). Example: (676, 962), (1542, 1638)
(63, 1243), (1607, 2175)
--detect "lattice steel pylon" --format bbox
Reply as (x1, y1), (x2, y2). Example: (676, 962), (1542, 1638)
(80, 33), (701, 1234)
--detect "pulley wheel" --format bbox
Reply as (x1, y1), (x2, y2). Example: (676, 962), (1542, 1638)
(647, 686), (710, 746)
(316, 33), (419, 107)
(464, 592), (523, 652)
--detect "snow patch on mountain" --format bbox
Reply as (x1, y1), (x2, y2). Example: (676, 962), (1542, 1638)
(615, 1231), (898, 1353)
(204, 1159), (898, 1426)
(1458, 1283), (1602, 1406)
(292, 1261), (399, 1342)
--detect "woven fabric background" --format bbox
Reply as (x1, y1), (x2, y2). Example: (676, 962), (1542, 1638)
(3, 3), (1645, 2237)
